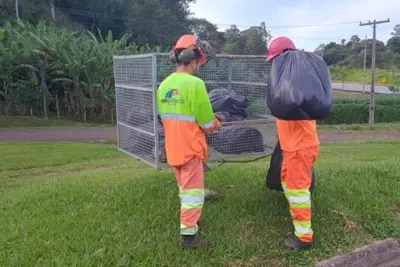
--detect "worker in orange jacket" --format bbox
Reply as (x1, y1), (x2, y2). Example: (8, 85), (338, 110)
(157, 34), (221, 249)
(266, 36), (320, 250)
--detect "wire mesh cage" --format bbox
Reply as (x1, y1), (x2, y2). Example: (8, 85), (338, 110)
(113, 53), (277, 170)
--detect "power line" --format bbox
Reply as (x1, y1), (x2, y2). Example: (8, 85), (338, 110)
(215, 20), (361, 29)
(14, 3), (363, 30)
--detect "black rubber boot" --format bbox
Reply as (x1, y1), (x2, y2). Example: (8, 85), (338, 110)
(179, 235), (211, 249)
(284, 236), (312, 250)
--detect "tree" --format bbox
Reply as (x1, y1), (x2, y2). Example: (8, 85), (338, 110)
(222, 22), (271, 55)
(125, 0), (195, 46)
(54, 0), (126, 39)
(222, 25), (244, 54)
(242, 27), (265, 54)
(242, 22), (270, 55)
(349, 35), (361, 44)
(387, 36), (400, 54)
(2, 0), (198, 45)
(323, 47), (347, 65)
(313, 44), (325, 57)
(391, 24), (400, 37)
(189, 18), (225, 52)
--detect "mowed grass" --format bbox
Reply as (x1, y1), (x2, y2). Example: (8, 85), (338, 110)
(332, 90), (370, 100)
(318, 122), (400, 132)
(0, 141), (399, 266)
(332, 68), (400, 85)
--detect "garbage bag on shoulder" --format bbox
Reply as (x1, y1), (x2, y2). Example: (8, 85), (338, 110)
(266, 50), (333, 120)
(266, 140), (315, 192)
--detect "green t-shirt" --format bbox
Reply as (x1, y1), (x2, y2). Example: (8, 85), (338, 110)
(157, 72), (216, 128)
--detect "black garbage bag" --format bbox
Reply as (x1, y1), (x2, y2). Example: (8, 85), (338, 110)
(266, 140), (315, 192)
(214, 111), (246, 122)
(267, 50), (332, 120)
(208, 126), (265, 155)
(209, 88), (249, 119)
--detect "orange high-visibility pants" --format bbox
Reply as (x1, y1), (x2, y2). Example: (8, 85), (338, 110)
(281, 145), (319, 243)
(173, 156), (205, 236)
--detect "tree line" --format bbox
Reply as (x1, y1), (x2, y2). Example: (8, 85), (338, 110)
(314, 25), (400, 70)
(0, 0), (271, 55)
(3, 1), (398, 67)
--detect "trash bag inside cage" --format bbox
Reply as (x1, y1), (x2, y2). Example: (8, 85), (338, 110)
(213, 111), (247, 123)
(209, 88), (249, 121)
(207, 126), (265, 155)
(266, 140), (315, 192)
(266, 50), (332, 120)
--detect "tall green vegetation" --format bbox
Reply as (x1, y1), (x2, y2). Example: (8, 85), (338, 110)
(0, 21), (167, 121)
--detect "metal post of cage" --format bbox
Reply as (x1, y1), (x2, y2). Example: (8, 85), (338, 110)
(151, 54), (161, 170)
(113, 57), (120, 151)
(227, 57), (232, 91)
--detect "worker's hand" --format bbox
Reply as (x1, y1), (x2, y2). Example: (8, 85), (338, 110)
(214, 114), (222, 122)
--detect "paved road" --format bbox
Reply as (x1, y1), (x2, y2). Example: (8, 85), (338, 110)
(1, 127), (399, 142)
(332, 82), (393, 94)
(0, 127), (117, 141)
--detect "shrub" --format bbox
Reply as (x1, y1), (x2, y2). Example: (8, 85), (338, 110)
(321, 96), (400, 124)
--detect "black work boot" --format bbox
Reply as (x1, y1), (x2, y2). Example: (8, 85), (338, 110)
(284, 236), (312, 250)
(179, 235), (211, 249)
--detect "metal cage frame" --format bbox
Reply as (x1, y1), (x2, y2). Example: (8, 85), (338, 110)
(113, 53), (277, 170)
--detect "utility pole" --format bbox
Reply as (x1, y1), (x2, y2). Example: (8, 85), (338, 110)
(360, 18), (390, 124)
(50, 0), (56, 20)
(362, 36), (367, 94)
(15, 0), (20, 21)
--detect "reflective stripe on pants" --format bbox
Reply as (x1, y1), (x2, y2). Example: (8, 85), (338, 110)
(173, 156), (205, 236)
(281, 145), (319, 243)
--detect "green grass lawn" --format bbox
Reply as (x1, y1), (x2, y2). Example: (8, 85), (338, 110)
(0, 116), (115, 128)
(0, 141), (399, 266)
(331, 68), (400, 86)
(332, 90), (370, 99)
(318, 122), (400, 132)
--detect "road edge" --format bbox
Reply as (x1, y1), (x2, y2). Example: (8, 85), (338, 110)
(315, 238), (400, 267)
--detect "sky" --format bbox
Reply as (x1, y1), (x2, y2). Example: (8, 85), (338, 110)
(190, 0), (399, 51)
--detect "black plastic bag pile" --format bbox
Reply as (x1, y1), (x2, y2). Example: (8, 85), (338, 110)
(207, 126), (265, 155)
(208, 88), (249, 122)
(206, 88), (265, 155)
(266, 50), (333, 120)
